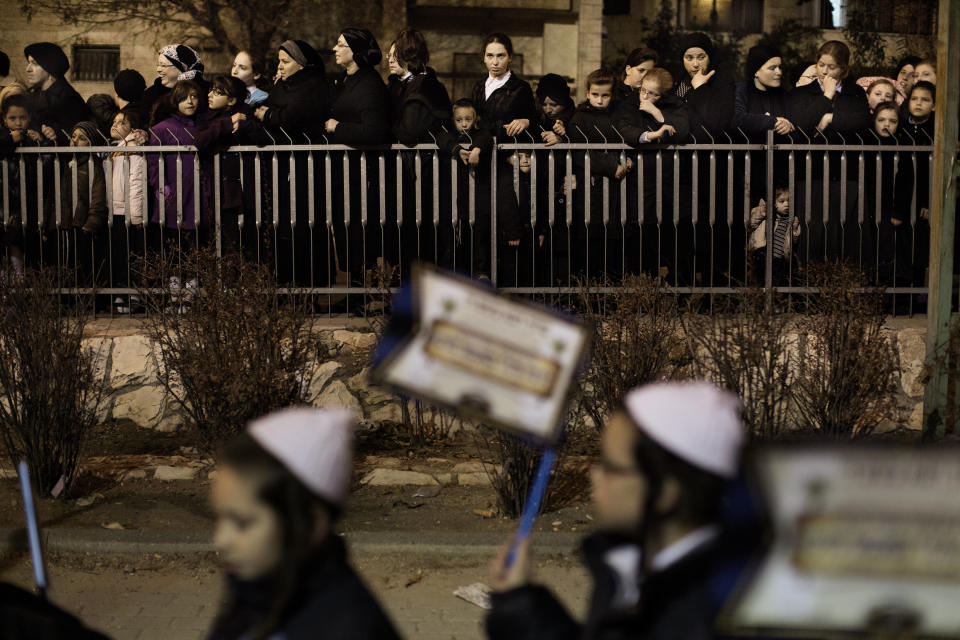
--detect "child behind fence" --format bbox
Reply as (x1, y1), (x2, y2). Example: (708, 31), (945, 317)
(748, 186), (800, 285)
(109, 106), (146, 312)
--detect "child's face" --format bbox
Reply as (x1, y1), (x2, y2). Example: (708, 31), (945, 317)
(914, 63), (936, 85)
(208, 87), (235, 111)
(70, 128), (92, 147)
(587, 83), (613, 109)
(867, 83), (895, 111)
(211, 465), (283, 581)
(453, 106), (476, 133)
(897, 64), (915, 92)
(909, 88), (934, 120)
(517, 152), (531, 173)
(111, 113), (132, 141)
(541, 96), (564, 118)
(178, 90), (199, 117)
(639, 78), (662, 104)
(231, 52), (258, 87)
(874, 108), (899, 137)
(775, 192), (789, 215)
(3, 105), (30, 132)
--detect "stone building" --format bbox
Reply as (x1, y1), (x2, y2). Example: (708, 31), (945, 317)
(0, 0), (937, 106)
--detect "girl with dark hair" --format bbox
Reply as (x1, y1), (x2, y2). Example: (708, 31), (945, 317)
(470, 33), (538, 282)
(388, 28), (451, 147)
(231, 51), (269, 107)
(207, 408), (400, 640)
(617, 47), (658, 102)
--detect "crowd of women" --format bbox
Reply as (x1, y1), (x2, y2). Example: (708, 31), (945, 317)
(0, 26), (942, 299)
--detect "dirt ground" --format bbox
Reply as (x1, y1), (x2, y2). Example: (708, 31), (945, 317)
(0, 419), (598, 536)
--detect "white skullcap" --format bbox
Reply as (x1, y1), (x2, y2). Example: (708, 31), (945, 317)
(623, 381), (745, 478)
(248, 407), (357, 506)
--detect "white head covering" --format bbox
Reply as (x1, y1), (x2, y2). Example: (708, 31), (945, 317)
(248, 407), (357, 505)
(623, 381), (744, 478)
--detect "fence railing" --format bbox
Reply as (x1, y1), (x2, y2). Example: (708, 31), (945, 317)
(0, 129), (937, 314)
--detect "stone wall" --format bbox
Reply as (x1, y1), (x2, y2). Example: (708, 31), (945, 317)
(83, 316), (930, 434)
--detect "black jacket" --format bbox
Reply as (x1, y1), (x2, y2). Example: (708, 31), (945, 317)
(789, 80), (871, 135)
(732, 82), (792, 136)
(195, 103), (271, 213)
(472, 72), (538, 138)
(486, 531), (722, 640)
(569, 102), (622, 179)
(613, 92), (689, 146)
(674, 63), (736, 138)
(28, 77), (91, 144)
(261, 67), (329, 143)
(390, 68), (452, 147)
(207, 537), (401, 640)
(327, 66), (391, 146)
(893, 116), (936, 220)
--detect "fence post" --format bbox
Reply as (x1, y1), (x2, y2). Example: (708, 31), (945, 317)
(765, 129), (775, 307)
(922, 0), (960, 438)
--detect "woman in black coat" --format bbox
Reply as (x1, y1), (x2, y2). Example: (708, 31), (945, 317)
(23, 42), (91, 144)
(326, 28), (391, 284)
(788, 40), (872, 262)
(470, 33), (538, 283)
(253, 40), (330, 284)
(386, 29), (453, 273)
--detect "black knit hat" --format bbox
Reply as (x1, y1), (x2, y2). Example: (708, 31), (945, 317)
(24, 42), (70, 78)
(0, 50), (9, 77)
(72, 120), (104, 144)
(679, 32), (715, 61)
(341, 27), (382, 66)
(745, 45), (781, 79)
(535, 74), (573, 109)
(114, 69), (146, 102)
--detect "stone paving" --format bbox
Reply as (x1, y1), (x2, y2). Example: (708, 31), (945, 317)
(1, 550), (591, 640)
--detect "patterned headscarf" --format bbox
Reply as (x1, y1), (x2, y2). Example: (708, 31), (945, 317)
(160, 44), (204, 82)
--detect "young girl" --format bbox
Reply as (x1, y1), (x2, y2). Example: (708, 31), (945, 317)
(207, 408), (400, 640)
(147, 80), (200, 238)
(870, 102), (900, 284)
(196, 74), (269, 255)
(865, 79), (897, 113)
(231, 51), (269, 107)
(617, 47), (658, 102)
(109, 106), (146, 311)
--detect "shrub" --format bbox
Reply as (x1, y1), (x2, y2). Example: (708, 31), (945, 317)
(575, 274), (684, 431)
(0, 269), (109, 497)
(138, 247), (324, 457)
(792, 263), (899, 438)
(682, 289), (795, 439)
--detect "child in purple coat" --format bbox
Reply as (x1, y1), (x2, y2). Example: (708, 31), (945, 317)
(147, 80), (200, 236)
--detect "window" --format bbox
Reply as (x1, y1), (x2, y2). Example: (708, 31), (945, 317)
(72, 45), (120, 82)
(604, 0), (631, 15)
(445, 52), (525, 101)
(846, 0), (937, 34)
(682, 0), (764, 33)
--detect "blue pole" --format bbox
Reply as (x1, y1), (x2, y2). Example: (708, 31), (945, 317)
(505, 447), (557, 568)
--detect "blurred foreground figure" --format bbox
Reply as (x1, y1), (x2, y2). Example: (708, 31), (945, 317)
(486, 381), (745, 640)
(0, 583), (110, 639)
(206, 408), (401, 640)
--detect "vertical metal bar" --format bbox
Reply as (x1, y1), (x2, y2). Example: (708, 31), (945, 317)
(324, 152), (333, 228)
(764, 130), (774, 296)
(254, 153), (263, 229)
(214, 153), (222, 256)
(55, 157), (63, 228)
(193, 152), (200, 234)
(1, 160), (9, 226)
(491, 144), (498, 286)
(176, 152), (183, 229)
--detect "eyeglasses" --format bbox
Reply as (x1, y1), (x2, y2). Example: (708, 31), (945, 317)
(639, 89), (661, 99)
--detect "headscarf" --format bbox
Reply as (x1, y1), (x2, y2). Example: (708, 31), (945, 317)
(114, 69), (147, 102)
(678, 32), (715, 61)
(160, 44), (204, 82)
(279, 40), (320, 69)
(745, 45), (781, 81)
(24, 42), (69, 78)
(535, 73), (574, 110)
(341, 27), (383, 67)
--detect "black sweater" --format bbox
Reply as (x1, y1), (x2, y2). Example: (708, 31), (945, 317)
(327, 65), (391, 146)
(893, 115), (936, 220)
(471, 72), (538, 138)
(732, 81), (792, 136)
(390, 68), (452, 147)
(674, 63), (736, 138)
(789, 79), (871, 135)
(261, 67), (329, 143)
(613, 92), (689, 146)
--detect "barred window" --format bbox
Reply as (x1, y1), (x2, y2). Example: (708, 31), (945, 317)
(72, 45), (120, 83)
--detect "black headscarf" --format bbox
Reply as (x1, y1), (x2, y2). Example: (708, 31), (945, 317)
(341, 27), (382, 67)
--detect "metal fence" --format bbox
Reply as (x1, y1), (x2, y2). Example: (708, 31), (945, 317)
(0, 129), (936, 314)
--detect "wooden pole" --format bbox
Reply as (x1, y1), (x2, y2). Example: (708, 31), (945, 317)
(922, 0), (960, 438)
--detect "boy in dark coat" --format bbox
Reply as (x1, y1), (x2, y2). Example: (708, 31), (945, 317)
(23, 42), (91, 144)
(486, 381), (746, 640)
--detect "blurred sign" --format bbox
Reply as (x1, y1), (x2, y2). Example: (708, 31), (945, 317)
(373, 267), (589, 445)
(721, 446), (960, 638)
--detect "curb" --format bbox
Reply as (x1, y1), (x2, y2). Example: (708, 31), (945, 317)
(0, 527), (583, 557)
